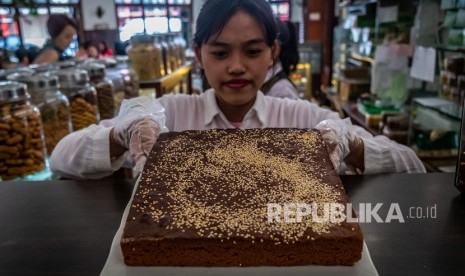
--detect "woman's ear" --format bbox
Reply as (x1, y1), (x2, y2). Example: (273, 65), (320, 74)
(194, 46), (203, 68)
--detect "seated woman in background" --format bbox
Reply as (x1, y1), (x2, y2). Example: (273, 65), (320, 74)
(261, 20), (300, 100)
(33, 14), (78, 64)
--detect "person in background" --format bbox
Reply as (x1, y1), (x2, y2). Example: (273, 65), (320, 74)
(98, 41), (114, 57)
(50, 0), (425, 179)
(84, 40), (100, 59)
(75, 40), (100, 60)
(15, 47), (29, 66)
(14, 46), (40, 67)
(261, 20), (300, 100)
(33, 14), (77, 64)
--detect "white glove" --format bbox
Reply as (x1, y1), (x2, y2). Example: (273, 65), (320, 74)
(316, 118), (362, 173)
(112, 96), (167, 174)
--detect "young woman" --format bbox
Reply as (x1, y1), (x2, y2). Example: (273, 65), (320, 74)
(33, 14), (77, 64)
(50, 0), (425, 179)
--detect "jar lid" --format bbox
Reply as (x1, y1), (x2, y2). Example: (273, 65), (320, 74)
(54, 69), (89, 86)
(56, 60), (76, 69)
(78, 63), (106, 79)
(0, 81), (30, 102)
(7, 73), (59, 91)
(28, 63), (60, 73)
(99, 58), (117, 68)
(0, 68), (35, 80)
(131, 34), (155, 43)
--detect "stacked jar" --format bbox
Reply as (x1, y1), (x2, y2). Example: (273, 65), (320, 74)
(94, 58), (125, 115)
(28, 63), (59, 74)
(7, 73), (72, 156)
(54, 69), (100, 131)
(165, 34), (179, 72)
(156, 35), (170, 76)
(127, 34), (163, 81)
(0, 81), (47, 181)
(0, 68), (35, 81)
(79, 63), (115, 120)
(173, 34), (187, 66)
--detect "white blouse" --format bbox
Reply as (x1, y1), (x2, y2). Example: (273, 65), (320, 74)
(50, 89), (426, 179)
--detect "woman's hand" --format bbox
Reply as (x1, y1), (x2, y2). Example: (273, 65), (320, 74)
(316, 118), (364, 174)
(111, 96), (166, 174)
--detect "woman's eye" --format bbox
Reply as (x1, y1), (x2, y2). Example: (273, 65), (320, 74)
(211, 51), (228, 58)
(247, 49), (263, 57)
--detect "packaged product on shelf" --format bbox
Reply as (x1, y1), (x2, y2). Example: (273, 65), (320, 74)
(0, 81), (47, 180)
(54, 69), (99, 131)
(7, 73), (72, 156)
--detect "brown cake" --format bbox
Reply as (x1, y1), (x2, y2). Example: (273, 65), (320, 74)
(121, 128), (363, 266)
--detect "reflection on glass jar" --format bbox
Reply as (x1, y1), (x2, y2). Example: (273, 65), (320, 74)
(0, 81), (47, 181)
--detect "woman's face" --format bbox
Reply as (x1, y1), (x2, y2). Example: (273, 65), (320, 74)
(54, 25), (76, 50)
(88, 46), (99, 58)
(195, 11), (276, 107)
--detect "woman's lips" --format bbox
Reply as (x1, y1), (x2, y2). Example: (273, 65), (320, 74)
(224, 79), (252, 89)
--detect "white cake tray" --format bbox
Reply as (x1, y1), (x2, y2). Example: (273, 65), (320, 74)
(101, 176), (379, 276)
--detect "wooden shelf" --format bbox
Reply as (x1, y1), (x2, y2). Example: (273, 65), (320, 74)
(139, 63), (192, 98)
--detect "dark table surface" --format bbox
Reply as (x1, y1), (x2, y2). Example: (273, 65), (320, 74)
(0, 173), (464, 276)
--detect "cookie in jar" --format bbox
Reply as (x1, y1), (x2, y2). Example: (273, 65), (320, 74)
(54, 69), (100, 131)
(79, 63), (115, 120)
(0, 81), (47, 181)
(7, 73), (72, 156)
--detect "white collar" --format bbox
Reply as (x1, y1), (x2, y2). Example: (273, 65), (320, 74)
(203, 88), (268, 126)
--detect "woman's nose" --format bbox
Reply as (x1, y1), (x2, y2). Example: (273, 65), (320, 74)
(227, 54), (246, 75)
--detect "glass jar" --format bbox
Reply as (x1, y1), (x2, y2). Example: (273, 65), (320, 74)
(174, 34), (187, 66)
(165, 34), (179, 72)
(54, 69), (100, 131)
(28, 63), (60, 74)
(115, 56), (140, 99)
(8, 73), (72, 156)
(79, 63), (115, 120)
(156, 35), (170, 76)
(106, 70), (125, 115)
(127, 34), (163, 81)
(0, 81), (47, 181)
(0, 67), (35, 81)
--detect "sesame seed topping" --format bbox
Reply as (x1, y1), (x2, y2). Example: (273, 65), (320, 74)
(127, 129), (345, 245)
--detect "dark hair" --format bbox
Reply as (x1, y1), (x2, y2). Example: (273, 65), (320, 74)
(15, 47), (28, 62)
(277, 20), (299, 75)
(83, 40), (97, 50)
(99, 41), (108, 52)
(194, 0), (278, 48)
(47, 14), (77, 38)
